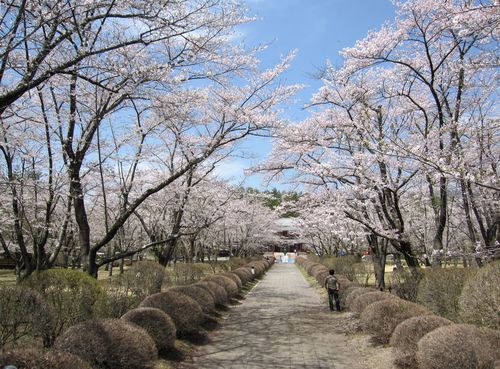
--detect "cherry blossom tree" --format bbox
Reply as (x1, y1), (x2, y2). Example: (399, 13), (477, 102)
(339, 0), (499, 265)
(0, 0), (300, 279)
(260, 0), (498, 287)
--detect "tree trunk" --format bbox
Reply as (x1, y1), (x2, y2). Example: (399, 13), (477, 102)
(394, 240), (420, 271)
(70, 164), (96, 276)
(431, 177), (447, 268)
(158, 239), (178, 267)
(368, 233), (387, 290)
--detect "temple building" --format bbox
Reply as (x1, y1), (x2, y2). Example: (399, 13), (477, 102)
(268, 218), (306, 254)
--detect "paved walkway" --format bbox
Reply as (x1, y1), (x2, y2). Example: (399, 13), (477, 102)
(181, 263), (366, 369)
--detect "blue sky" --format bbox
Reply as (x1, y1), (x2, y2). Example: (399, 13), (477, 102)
(215, 0), (396, 189)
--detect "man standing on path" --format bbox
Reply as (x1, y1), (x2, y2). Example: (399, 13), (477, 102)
(325, 269), (341, 311)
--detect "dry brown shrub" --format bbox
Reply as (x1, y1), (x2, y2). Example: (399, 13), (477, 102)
(315, 270), (329, 286)
(473, 326), (500, 369)
(170, 262), (211, 285)
(169, 285), (216, 314)
(301, 260), (314, 272)
(139, 291), (204, 339)
(351, 291), (399, 315)
(233, 267), (253, 284)
(337, 277), (356, 308)
(389, 268), (423, 302)
(98, 275), (142, 318)
(228, 257), (247, 270)
(459, 260), (500, 329)
(361, 299), (432, 344)
(0, 286), (53, 348)
(320, 255), (361, 281)
(249, 261), (266, 276)
(220, 272), (243, 290)
(353, 262), (374, 286)
(203, 274), (239, 297)
(391, 314), (453, 351)
(194, 281), (229, 307)
(121, 307), (176, 357)
(312, 263), (328, 272)
(295, 256), (306, 265)
(305, 262), (321, 275)
(416, 324), (500, 369)
(390, 315), (453, 369)
(311, 264), (329, 278)
(417, 268), (475, 322)
(345, 287), (375, 309)
(55, 319), (157, 369)
(0, 347), (93, 369)
(169, 285), (220, 330)
(124, 261), (167, 296)
(23, 269), (105, 344)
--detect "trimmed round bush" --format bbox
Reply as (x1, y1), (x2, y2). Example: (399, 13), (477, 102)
(0, 286), (53, 348)
(389, 268), (423, 302)
(390, 315), (453, 369)
(24, 269), (106, 343)
(351, 291), (399, 315)
(391, 314), (453, 351)
(310, 264), (328, 278)
(248, 262), (265, 277)
(123, 261), (167, 297)
(337, 276), (355, 291)
(233, 267), (253, 284)
(121, 307), (176, 357)
(305, 262), (321, 275)
(360, 299), (432, 344)
(228, 257), (247, 270)
(315, 269), (329, 286)
(169, 285), (216, 314)
(194, 281), (229, 307)
(417, 268), (476, 322)
(203, 274), (239, 298)
(337, 277), (356, 309)
(345, 287), (376, 309)
(255, 260), (268, 273)
(139, 290), (204, 338)
(459, 260), (500, 329)
(416, 324), (500, 369)
(170, 262), (209, 285)
(220, 272), (243, 290)
(98, 275), (142, 319)
(0, 348), (93, 369)
(55, 319), (157, 369)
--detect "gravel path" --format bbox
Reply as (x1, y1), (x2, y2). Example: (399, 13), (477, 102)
(180, 263), (371, 369)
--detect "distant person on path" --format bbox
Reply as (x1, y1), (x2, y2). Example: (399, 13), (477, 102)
(324, 269), (341, 311)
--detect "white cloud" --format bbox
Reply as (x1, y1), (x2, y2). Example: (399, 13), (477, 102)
(213, 159), (247, 180)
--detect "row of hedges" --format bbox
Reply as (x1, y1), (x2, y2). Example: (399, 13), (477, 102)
(388, 265), (499, 329)
(299, 256), (500, 369)
(0, 256), (275, 369)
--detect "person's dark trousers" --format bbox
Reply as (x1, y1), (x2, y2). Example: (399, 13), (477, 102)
(328, 288), (341, 311)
